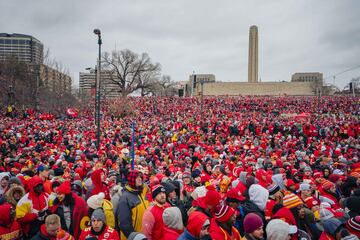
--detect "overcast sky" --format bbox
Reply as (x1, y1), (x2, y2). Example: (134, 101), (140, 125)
(1, 0), (359, 89)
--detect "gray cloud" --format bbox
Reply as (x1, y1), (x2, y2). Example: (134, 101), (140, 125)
(0, 0), (359, 89)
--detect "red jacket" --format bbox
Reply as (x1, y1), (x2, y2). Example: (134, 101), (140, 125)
(16, 176), (49, 236)
(141, 203), (169, 240)
(0, 203), (22, 239)
(319, 232), (335, 240)
(79, 226), (119, 240)
(209, 219), (241, 240)
(163, 226), (183, 240)
(50, 193), (88, 239)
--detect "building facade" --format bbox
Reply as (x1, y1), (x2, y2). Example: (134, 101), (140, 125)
(40, 64), (72, 94)
(0, 33), (43, 64)
(187, 74), (216, 96)
(79, 69), (122, 100)
(193, 81), (317, 96)
(291, 72), (323, 83)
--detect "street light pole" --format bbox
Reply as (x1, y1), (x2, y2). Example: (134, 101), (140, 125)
(94, 29), (102, 150)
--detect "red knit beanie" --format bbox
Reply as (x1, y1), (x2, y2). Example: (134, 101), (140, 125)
(205, 185), (221, 207)
(215, 204), (235, 223)
(56, 181), (71, 195)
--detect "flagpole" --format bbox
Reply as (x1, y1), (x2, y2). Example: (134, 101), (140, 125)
(131, 122), (135, 170)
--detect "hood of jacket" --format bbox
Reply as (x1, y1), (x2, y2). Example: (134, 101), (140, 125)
(28, 176), (43, 196)
(163, 207), (184, 230)
(0, 172), (10, 182)
(187, 211), (209, 238)
(5, 185), (26, 206)
(0, 203), (12, 225)
(91, 169), (103, 188)
(249, 184), (269, 211)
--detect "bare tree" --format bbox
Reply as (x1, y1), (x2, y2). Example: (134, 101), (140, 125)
(0, 56), (36, 110)
(151, 75), (178, 96)
(102, 49), (161, 96)
(108, 97), (135, 118)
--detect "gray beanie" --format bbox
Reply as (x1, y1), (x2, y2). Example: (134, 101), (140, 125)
(9, 177), (22, 186)
(91, 208), (105, 222)
(128, 232), (147, 240)
(162, 207), (184, 230)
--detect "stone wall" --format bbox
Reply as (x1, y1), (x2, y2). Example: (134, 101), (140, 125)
(195, 81), (316, 96)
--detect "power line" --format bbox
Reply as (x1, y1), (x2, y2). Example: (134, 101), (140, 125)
(324, 64), (360, 81)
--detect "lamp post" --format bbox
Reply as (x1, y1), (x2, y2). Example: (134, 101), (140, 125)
(94, 29), (102, 150)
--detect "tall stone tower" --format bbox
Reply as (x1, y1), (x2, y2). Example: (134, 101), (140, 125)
(248, 25), (258, 83)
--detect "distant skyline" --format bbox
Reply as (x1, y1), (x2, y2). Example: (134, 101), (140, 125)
(1, 0), (359, 89)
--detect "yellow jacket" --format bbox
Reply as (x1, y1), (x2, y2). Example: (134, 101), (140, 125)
(103, 199), (115, 229)
(117, 185), (149, 240)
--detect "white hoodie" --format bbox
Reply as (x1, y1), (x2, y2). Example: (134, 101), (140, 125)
(249, 184), (269, 211)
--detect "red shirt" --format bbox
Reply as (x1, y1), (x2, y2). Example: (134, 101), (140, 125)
(79, 226), (119, 240)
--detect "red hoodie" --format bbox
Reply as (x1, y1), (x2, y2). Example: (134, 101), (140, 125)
(272, 207), (297, 240)
(187, 211), (209, 238)
(90, 169), (110, 200)
(0, 203), (21, 239)
(16, 176), (49, 236)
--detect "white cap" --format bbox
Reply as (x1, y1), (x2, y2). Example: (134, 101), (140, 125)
(299, 183), (310, 191)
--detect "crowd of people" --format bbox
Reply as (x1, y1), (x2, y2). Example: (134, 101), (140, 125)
(0, 95), (359, 240)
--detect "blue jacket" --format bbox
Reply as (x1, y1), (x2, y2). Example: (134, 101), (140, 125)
(178, 229), (197, 240)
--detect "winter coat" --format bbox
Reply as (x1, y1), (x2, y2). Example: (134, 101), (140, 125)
(0, 203), (22, 239)
(49, 192), (88, 239)
(30, 224), (57, 240)
(319, 232), (335, 240)
(210, 218), (242, 240)
(116, 185), (149, 240)
(103, 199), (115, 229)
(178, 211), (210, 240)
(141, 203), (168, 240)
(178, 229), (198, 240)
(16, 176), (49, 237)
(79, 226), (119, 240)
(163, 226), (183, 240)
(110, 185), (122, 215)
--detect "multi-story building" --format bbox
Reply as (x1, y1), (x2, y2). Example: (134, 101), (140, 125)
(79, 69), (121, 100)
(0, 33), (43, 64)
(40, 64), (72, 94)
